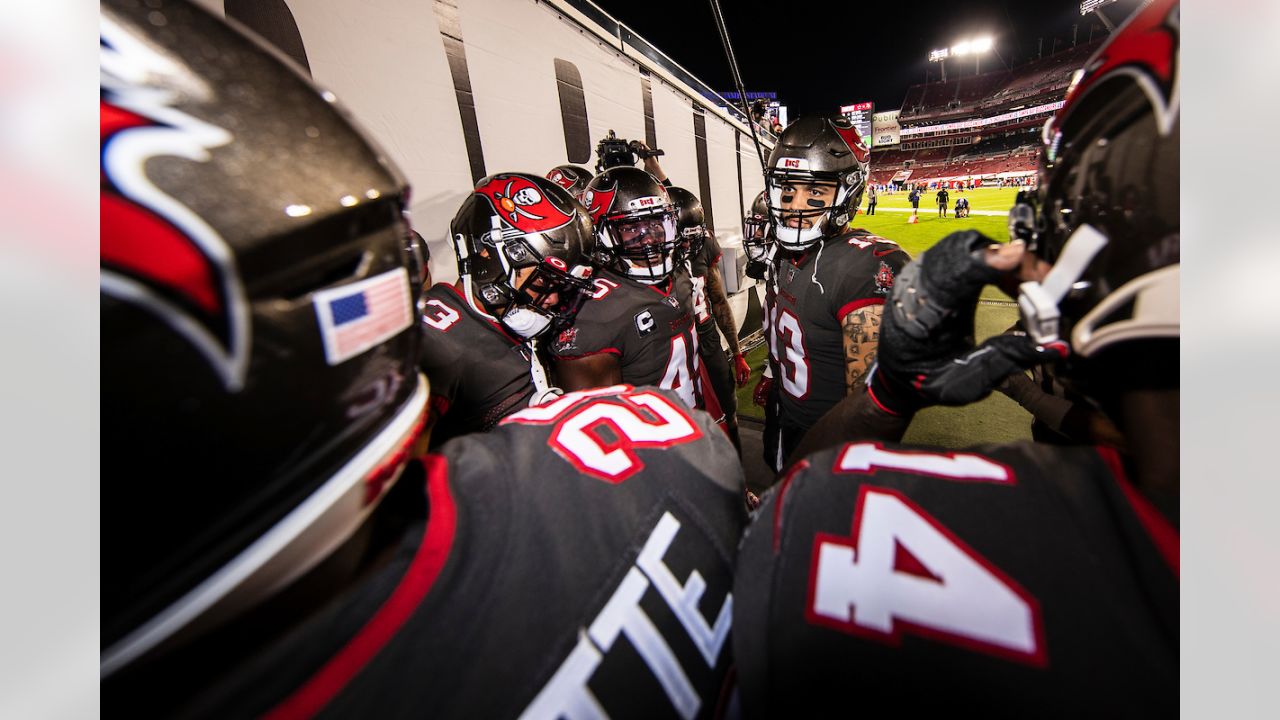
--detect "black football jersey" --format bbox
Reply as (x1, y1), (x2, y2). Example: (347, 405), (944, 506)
(734, 440), (1177, 717)
(419, 283), (535, 447)
(688, 233), (723, 328)
(551, 269), (704, 410)
(159, 386), (746, 718)
(766, 230), (909, 431)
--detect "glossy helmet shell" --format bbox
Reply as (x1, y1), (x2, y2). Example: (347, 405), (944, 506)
(666, 185), (707, 261)
(582, 166), (679, 284)
(1018, 0), (1179, 396)
(449, 173), (595, 337)
(765, 114), (869, 250)
(743, 190), (775, 278)
(101, 0), (425, 671)
(545, 164), (593, 201)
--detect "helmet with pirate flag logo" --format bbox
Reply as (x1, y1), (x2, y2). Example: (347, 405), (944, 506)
(665, 186), (707, 263)
(545, 164), (593, 201)
(101, 0), (427, 676)
(583, 166), (680, 284)
(765, 114), (869, 251)
(1013, 0), (1179, 399)
(450, 172), (595, 340)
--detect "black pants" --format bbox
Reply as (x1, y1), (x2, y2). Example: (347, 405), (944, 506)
(698, 323), (740, 451)
(769, 419), (810, 476)
(763, 384), (782, 474)
(938, 203), (947, 216)
(867, 201), (876, 215)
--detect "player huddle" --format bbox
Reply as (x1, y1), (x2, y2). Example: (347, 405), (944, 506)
(101, 0), (1179, 716)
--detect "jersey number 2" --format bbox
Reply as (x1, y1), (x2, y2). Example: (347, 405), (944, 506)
(507, 388), (703, 483)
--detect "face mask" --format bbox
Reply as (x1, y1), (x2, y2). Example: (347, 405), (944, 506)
(501, 306), (552, 339)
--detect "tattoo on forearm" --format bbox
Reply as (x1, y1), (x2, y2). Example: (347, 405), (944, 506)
(843, 308), (881, 394)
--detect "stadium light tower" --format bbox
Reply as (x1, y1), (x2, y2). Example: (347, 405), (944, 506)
(950, 35), (995, 74)
(928, 47), (950, 82)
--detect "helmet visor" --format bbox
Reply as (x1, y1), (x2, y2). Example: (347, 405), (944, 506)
(610, 211), (677, 266)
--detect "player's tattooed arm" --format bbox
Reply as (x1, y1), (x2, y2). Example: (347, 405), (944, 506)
(705, 266), (742, 356)
(842, 306), (882, 395)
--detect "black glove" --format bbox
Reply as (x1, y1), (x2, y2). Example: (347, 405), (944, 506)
(869, 230), (1064, 414)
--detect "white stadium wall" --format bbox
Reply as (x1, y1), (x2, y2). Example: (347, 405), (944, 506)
(194, 0), (773, 292)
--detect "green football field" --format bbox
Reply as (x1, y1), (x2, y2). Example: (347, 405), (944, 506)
(734, 186), (1035, 449)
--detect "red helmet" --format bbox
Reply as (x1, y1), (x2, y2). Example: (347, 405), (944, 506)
(102, 0), (425, 674)
(1015, 0), (1179, 396)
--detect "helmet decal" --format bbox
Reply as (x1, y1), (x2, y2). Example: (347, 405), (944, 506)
(476, 175), (575, 234)
(100, 17), (250, 392)
(831, 122), (870, 164)
(547, 168), (578, 191)
(583, 184), (617, 225)
(1059, 0), (1179, 136)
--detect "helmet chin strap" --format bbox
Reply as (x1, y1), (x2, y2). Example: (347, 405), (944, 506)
(525, 337), (563, 406)
(1018, 223), (1108, 346)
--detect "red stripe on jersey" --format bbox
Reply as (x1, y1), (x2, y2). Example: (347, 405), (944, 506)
(836, 297), (884, 323)
(264, 454), (459, 719)
(554, 347), (622, 360)
(1097, 446), (1178, 577)
(772, 459), (810, 554)
(864, 381), (902, 417)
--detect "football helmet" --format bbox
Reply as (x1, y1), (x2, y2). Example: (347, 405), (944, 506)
(583, 166), (679, 284)
(546, 164), (593, 201)
(743, 190), (774, 279)
(1014, 0), (1179, 393)
(450, 172), (595, 340)
(765, 115), (869, 251)
(666, 185), (707, 263)
(101, 0), (426, 674)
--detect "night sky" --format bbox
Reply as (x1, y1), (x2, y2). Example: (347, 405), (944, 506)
(592, 0), (1111, 119)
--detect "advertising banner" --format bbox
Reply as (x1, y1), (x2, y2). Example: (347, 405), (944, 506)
(871, 110), (900, 146)
(899, 100), (1064, 136)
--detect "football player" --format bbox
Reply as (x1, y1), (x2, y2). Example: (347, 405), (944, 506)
(551, 167), (706, 411)
(733, 1), (1179, 714)
(101, 2), (746, 717)
(741, 190), (775, 282)
(545, 164), (593, 202)
(752, 115), (912, 471)
(420, 172), (594, 447)
(742, 190), (787, 477)
(669, 186), (751, 450)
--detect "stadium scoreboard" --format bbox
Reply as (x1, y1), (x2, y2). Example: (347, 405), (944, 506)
(839, 101), (875, 148)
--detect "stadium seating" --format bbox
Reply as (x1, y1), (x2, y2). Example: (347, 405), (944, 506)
(898, 40), (1101, 121)
(871, 41), (1103, 186)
